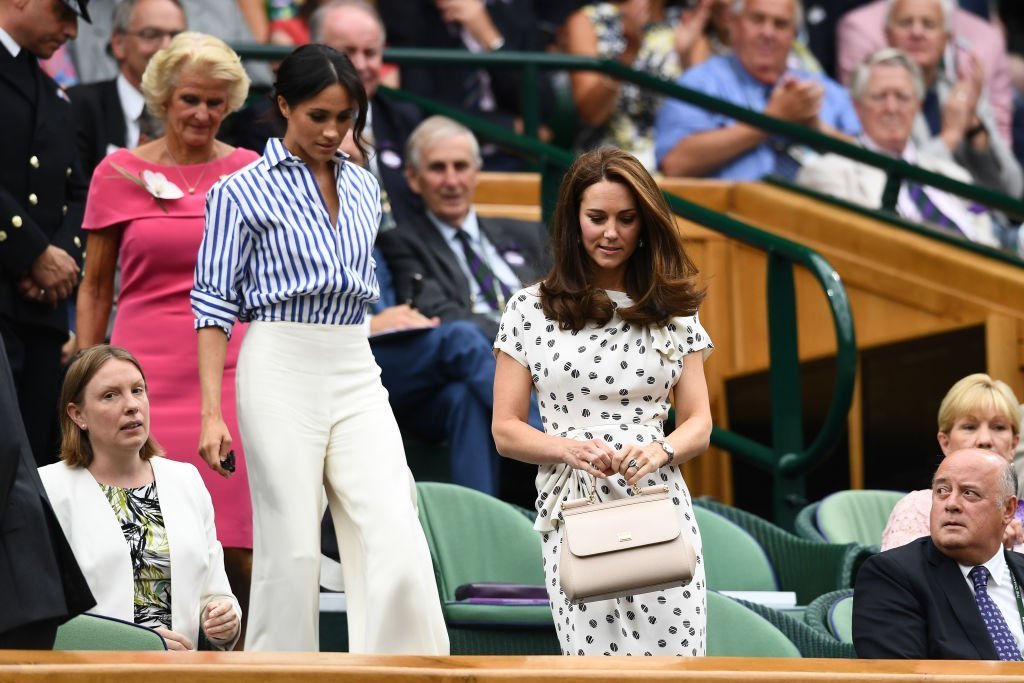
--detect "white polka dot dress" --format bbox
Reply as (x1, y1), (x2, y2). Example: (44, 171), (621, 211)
(495, 285), (713, 656)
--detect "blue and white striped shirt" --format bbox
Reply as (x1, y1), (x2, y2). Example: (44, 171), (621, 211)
(191, 138), (382, 338)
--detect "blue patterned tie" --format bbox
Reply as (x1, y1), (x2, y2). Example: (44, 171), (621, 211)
(454, 230), (512, 311)
(969, 566), (1024, 661)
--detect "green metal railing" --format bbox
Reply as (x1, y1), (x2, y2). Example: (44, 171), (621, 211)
(234, 44), (858, 528)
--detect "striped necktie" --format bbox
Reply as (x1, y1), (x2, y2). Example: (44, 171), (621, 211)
(969, 566), (1023, 661)
(904, 181), (966, 237)
(454, 229), (512, 311)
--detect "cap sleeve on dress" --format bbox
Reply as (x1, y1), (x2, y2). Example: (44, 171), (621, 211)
(650, 310), (714, 363)
(494, 286), (536, 369)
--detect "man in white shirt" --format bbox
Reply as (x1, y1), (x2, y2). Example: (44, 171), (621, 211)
(68, 0), (186, 180)
(797, 47), (1002, 248)
(854, 448), (1024, 659)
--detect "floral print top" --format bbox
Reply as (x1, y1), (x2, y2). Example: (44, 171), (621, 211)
(100, 481), (172, 629)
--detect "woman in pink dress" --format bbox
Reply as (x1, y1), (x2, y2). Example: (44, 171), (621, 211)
(75, 32), (259, 644)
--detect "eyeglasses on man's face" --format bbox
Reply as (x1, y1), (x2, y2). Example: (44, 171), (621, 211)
(125, 27), (182, 43)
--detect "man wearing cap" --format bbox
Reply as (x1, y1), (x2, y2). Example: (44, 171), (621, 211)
(0, 0), (89, 465)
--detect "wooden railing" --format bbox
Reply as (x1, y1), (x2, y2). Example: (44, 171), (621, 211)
(5, 651), (1024, 682)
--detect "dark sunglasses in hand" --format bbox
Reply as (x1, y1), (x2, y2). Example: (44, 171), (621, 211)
(221, 450), (236, 473)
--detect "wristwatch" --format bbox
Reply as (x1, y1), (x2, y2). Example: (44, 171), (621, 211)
(654, 439), (675, 466)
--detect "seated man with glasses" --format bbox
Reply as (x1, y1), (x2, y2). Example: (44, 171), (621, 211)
(69, 0), (187, 181)
(796, 48), (1004, 250)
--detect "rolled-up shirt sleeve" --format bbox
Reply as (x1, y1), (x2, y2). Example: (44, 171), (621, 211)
(192, 182), (249, 339)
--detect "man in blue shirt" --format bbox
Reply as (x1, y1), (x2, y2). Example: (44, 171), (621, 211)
(654, 0), (861, 180)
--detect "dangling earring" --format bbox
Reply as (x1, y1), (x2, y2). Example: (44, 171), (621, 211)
(638, 238), (645, 247)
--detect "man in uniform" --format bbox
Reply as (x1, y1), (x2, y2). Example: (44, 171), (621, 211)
(0, 0), (90, 465)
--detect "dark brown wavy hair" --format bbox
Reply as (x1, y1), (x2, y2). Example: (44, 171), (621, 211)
(540, 147), (705, 331)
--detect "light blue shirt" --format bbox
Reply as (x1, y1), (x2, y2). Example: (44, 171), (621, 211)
(654, 54), (861, 180)
(191, 138), (382, 338)
(426, 209), (521, 315)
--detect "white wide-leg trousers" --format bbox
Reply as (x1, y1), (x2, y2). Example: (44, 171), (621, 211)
(237, 321), (448, 653)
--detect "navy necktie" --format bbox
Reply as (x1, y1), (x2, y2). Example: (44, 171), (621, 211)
(454, 230), (512, 311)
(969, 566), (1023, 661)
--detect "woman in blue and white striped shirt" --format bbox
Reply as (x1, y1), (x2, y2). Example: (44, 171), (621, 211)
(190, 44), (448, 654)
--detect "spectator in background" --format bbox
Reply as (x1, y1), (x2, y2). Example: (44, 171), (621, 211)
(69, 0), (187, 181)
(854, 448), (1024, 660)
(797, 49), (1003, 248)
(0, 0), (89, 466)
(376, 0), (555, 170)
(68, 0), (271, 87)
(837, 0), (1013, 147)
(75, 32), (259, 646)
(377, 116), (553, 341)
(654, 0), (860, 180)
(881, 0), (1022, 198)
(563, 0), (714, 171)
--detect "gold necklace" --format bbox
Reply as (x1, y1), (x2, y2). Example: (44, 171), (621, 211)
(164, 142), (216, 194)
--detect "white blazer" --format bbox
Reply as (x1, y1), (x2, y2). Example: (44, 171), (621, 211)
(39, 457), (241, 649)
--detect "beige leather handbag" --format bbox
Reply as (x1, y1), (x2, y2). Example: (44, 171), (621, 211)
(559, 482), (697, 603)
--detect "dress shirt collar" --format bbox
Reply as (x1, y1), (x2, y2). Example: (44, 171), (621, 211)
(959, 548), (1012, 590)
(116, 73), (145, 121)
(0, 26), (22, 57)
(858, 133), (913, 160)
(263, 136), (349, 171)
(427, 208), (482, 245)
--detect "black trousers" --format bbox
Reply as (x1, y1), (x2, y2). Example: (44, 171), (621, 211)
(0, 319), (64, 467)
(0, 618), (60, 650)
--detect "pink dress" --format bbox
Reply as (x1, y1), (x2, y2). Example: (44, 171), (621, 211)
(82, 147), (260, 549)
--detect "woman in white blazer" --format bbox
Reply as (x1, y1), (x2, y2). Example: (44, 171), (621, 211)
(39, 345), (240, 651)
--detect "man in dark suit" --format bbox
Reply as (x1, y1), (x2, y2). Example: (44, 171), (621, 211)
(376, 0), (554, 170)
(378, 115), (551, 341)
(68, 0), (186, 181)
(0, 335), (94, 649)
(0, 0), (89, 465)
(854, 448), (1024, 660)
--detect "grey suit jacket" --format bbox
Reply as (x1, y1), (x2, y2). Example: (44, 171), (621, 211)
(911, 71), (1023, 199)
(854, 536), (1024, 659)
(377, 212), (551, 339)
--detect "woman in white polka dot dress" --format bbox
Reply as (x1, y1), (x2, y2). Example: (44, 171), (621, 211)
(493, 147), (713, 656)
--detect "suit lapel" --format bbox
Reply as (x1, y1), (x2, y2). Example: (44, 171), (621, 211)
(104, 80), (128, 148)
(417, 214), (471, 302)
(928, 540), (998, 659)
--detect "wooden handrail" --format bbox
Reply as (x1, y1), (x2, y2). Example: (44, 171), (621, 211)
(5, 651), (1024, 682)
